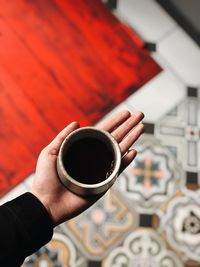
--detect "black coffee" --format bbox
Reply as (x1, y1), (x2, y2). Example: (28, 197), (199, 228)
(63, 137), (114, 184)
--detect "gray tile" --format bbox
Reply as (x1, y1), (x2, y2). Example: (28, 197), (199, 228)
(126, 70), (186, 123)
(158, 27), (200, 87)
(116, 0), (177, 42)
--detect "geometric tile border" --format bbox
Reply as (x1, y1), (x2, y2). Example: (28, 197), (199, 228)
(155, 97), (200, 174)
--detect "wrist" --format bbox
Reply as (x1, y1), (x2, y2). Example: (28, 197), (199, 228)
(30, 190), (56, 226)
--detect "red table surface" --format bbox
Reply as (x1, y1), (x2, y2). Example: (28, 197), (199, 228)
(0, 0), (161, 196)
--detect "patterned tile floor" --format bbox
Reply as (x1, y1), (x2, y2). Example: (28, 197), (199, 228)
(1, 0), (200, 266)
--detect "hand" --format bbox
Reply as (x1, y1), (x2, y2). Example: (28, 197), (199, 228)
(31, 110), (144, 226)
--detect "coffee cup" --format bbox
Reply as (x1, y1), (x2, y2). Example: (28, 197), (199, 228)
(57, 127), (121, 196)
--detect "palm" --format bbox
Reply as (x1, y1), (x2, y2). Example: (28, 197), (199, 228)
(32, 110), (144, 226)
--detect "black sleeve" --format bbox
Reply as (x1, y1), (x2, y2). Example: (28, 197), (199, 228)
(0, 192), (53, 266)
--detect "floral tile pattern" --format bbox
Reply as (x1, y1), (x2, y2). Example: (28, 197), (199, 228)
(61, 189), (138, 260)
(102, 229), (183, 267)
(162, 194), (200, 263)
(116, 136), (183, 212)
(22, 233), (87, 267)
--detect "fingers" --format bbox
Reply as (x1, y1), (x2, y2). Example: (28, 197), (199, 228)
(46, 121), (80, 153)
(120, 149), (137, 173)
(97, 109), (144, 156)
(96, 110), (131, 132)
(43, 109), (144, 159)
(119, 123), (144, 155)
(111, 112), (144, 142)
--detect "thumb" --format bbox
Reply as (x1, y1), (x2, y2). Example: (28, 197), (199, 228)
(46, 121), (80, 155)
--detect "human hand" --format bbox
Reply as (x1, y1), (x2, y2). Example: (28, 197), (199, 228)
(31, 110), (144, 226)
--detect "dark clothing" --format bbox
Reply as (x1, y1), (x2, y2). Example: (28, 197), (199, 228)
(0, 193), (53, 266)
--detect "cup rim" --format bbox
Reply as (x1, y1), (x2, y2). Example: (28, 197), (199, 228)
(57, 126), (121, 189)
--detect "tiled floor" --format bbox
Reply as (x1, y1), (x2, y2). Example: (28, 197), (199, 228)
(2, 0), (200, 266)
(116, 0), (177, 43)
(157, 27), (200, 87)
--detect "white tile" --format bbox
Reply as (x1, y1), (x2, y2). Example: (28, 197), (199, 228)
(126, 70), (186, 123)
(158, 27), (200, 87)
(152, 52), (175, 72)
(152, 52), (185, 85)
(0, 182), (27, 205)
(23, 173), (35, 190)
(116, 0), (177, 43)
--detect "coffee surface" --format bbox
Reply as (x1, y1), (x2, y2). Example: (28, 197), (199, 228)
(63, 137), (114, 184)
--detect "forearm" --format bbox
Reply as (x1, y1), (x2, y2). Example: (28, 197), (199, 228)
(0, 193), (53, 266)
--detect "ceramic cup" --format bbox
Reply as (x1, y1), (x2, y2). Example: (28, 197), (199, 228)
(57, 127), (121, 196)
